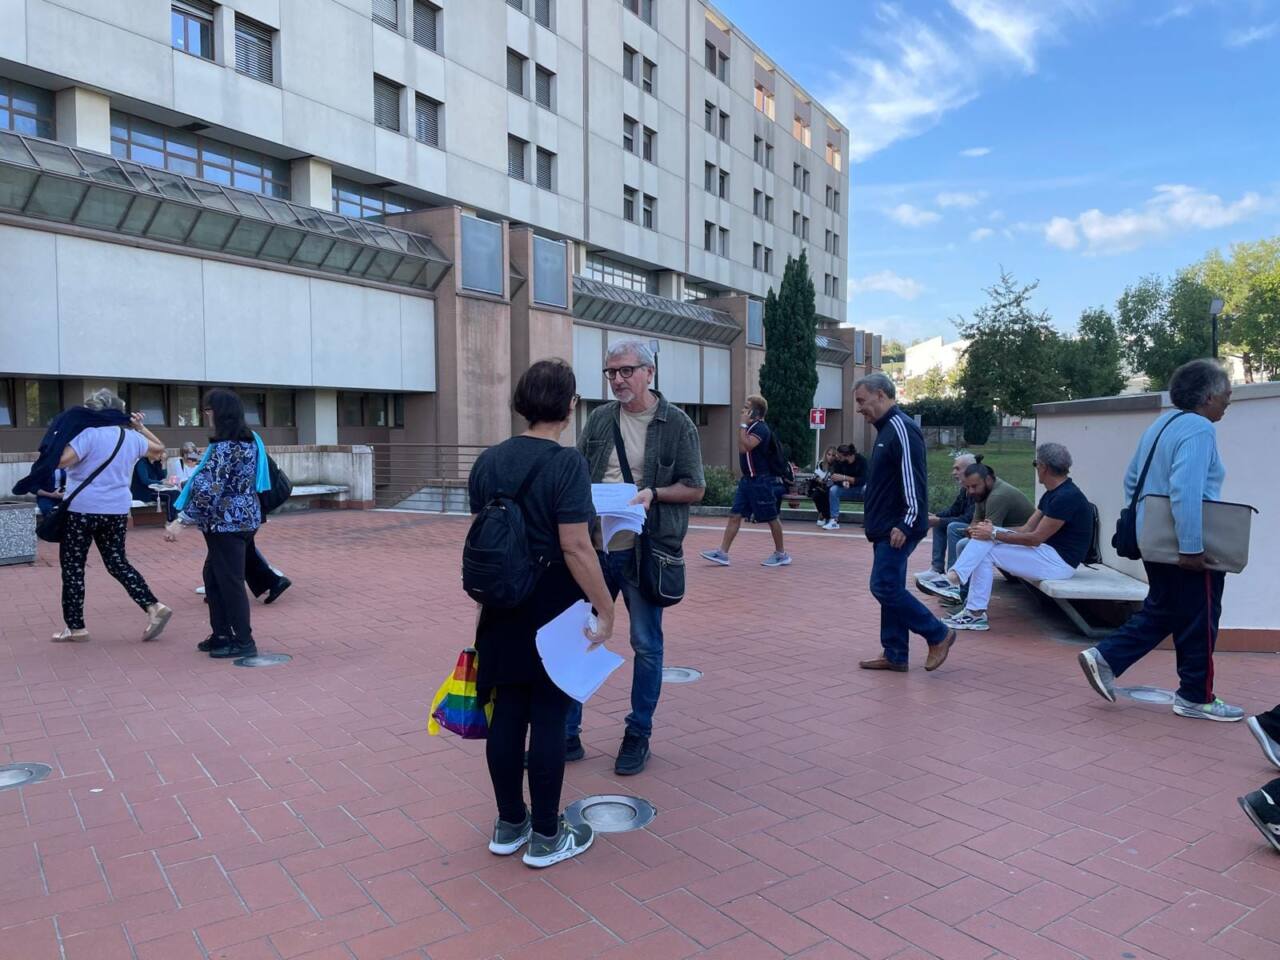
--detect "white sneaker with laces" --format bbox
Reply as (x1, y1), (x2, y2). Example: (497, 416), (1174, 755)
(761, 551), (792, 567)
(1172, 695), (1244, 722)
(944, 610), (989, 631)
(822, 520), (840, 530)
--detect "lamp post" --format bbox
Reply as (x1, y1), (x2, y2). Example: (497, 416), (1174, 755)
(649, 338), (660, 391)
(1209, 298), (1224, 360)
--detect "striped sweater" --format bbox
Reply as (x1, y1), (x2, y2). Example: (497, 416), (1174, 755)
(863, 406), (930, 543)
(1128, 409), (1225, 555)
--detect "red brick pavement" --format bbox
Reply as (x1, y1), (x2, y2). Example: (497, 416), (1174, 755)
(1, 510), (1278, 959)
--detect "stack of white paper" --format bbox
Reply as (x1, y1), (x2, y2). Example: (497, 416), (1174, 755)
(535, 601), (624, 703)
(591, 483), (647, 552)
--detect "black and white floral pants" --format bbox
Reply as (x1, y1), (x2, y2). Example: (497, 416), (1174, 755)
(59, 513), (158, 630)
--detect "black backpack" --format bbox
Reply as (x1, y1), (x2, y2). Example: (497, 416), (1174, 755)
(1084, 501), (1103, 566)
(461, 446), (562, 609)
(259, 454), (292, 514)
(764, 428), (794, 484)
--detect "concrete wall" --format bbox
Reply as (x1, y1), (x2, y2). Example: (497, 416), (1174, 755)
(1034, 383), (1280, 644)
(0, 224), (436, 392)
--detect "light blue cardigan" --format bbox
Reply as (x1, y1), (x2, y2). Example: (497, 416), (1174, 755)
(1126, 409), (1224, 555)
(173, 431), (272, 512)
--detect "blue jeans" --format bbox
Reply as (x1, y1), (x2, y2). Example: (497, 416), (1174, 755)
(565, 548), (664, 739)
(930, 520), (968, 571)
(870, 538), (949, 665)
(828, 483), (865, 518)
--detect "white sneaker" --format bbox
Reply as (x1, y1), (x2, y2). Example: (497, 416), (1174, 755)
(1247, 717), (1280, 770)
(816, 518), (826, 526)
(761, 551), (792, 567)
(944, 610), (989, 631)
(822, 520), (840, 530)
(1172, 695), (1244, 722)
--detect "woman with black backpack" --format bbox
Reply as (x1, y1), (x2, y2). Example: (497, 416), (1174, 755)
(164, 388), (269, 661)
(467, 358), (615, 868)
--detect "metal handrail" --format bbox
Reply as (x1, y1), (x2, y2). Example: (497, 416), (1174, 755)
(371, 443), (490, 508)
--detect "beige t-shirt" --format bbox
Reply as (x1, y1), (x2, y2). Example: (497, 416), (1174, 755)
(601, 399), (657, 551)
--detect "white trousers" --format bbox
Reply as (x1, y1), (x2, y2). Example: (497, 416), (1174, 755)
(951, 540), (1074, 612)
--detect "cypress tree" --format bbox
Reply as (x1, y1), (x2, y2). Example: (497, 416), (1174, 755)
(758, 251), (818, 466)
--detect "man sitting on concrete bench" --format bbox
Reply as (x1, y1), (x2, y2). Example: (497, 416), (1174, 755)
(925, 443), (1093, 632)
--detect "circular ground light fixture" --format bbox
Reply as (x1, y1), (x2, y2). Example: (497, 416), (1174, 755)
(661, 666), (702, 683)
(565, 795), (657, 833)
(0, 763), (52, 791)
(234, 653), (293, 668)
(1117, 685), (1175, 705)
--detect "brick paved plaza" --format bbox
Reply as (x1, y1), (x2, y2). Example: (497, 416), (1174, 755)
(1, 510), (1279, 960)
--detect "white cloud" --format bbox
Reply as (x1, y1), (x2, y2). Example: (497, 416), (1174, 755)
(969, 227), (995, 242)
(1225, 22), (1277, 48)
(1044, 184), (1265, 254)
(1149, 3), (1193, 27)
(959, 146), (992, 157)
(987, 209), (1006, 221)
(819, 3), (1089, 162)
(887, 203), (943, 227)
(849, 270), (926, 300)
(937, 191), (985, 208)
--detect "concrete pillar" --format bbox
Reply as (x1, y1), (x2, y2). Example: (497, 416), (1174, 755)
(213, 4), (236, 68)
(54, 88), (111, 153)
(655, 271), (679, 300)
(290, 158), (333, 210)
(297, 389), (338, 445)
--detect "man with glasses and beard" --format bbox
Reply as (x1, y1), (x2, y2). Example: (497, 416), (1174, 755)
(569, 339), (704, 776)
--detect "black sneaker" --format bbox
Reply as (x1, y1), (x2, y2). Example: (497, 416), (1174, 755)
(264, 577), (292, 605)
(614, 733), (650, 776)
(209, 639), (257, 660)
(1238, 785), (1280, 854)
(565, 735), (585, 762)
(196, 634), (226, 653)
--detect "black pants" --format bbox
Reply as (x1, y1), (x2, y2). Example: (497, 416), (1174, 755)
(203, 531), (254, 644)
(485, 671), (570, 837)
(1096, 561), (1225, 704)
(244, 536), (283, 598)
(59, 512), (158, 630)
(1259, 705), (1280, 742)
(811, 483), (832, 520)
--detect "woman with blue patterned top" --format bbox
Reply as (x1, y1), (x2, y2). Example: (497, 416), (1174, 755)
(164, 388), (269, 660)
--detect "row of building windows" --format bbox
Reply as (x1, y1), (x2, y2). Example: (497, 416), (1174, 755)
(373, 76), (442, 149)
(704, 41), (729, 82)
(508, 136), (556, 191)
(751, 242), (774, 274)
(0, 77), (53, 139)
(331, 178), (417, 220)
(584, 254), (656, 293)
(792, 211), (809, 240)
(622, 186), (657, 229)
(824, 229), (841, 256)
(823, 273), (841, 298)
(702, 100), (730, 141)
(622, 0), (654, 27)
(622, 115), (657, 161)
(506, 0), (552, 30)
(704, 162), (729, 199)
(702, 220), (729, 257)
(507, 49), (555, 111)
(622, 45), (656, 93)
(752, 135), (775, 171)
(170, 1), (275, 83)
(752, 189), (775, 221)
(372, 0), (442, 52)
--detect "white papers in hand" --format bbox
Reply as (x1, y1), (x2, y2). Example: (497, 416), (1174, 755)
(535, 601), (624, 704)
(591, 483), (646, 553)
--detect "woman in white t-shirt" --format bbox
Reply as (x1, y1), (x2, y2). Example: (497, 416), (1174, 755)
(52, 388), (173, 644)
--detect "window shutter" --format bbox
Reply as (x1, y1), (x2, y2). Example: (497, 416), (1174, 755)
(506, 50), (525, 95)
(413, 1), (438, 51)
(507, 136), (526, 180)
(535, 67), (552, 109)
(373, 77), (400, 131)
(415, 95), (439, 147)
(371, 0), (397, 30)
(234, 16), (273, 83)
(534, 0), (551, 28)
(536, 148), (553, 190)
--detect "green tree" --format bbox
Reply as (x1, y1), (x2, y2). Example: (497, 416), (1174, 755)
(1116, 274), (1214, 389)
(1059, 307), (1125, 399)
(956, 271), (1063, 418)
(1235, 268), (1280, 378)
(1186, 237), (1280, 381)
(758, 251), (818, 464)
(881, 339), (907, 363)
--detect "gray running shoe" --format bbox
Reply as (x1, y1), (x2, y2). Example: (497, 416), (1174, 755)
(489, 813), (532, 855)
(1172, 695), (1244, 722)
(1247, 717), (1280, 771)
(761, 551), (792, 567)
(944, 610), (989, 631)
(700, 549), (731, 566)
(920, 578), (963, 602)
(523, 816), (594, 868)
(1078, 648), (1117, 703)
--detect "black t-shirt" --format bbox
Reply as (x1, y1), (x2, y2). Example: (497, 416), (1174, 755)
(468, 436), (594, 562)
(1038, 478), (1092, 568)
(834, 454), (866, 484)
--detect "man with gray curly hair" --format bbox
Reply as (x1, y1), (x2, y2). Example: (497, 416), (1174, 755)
(925, 441), (1095, 632)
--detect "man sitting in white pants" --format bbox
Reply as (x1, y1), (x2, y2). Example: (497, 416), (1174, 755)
(922, 443), (1094, 631)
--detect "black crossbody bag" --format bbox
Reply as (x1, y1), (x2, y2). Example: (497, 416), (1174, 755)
(1111, 411), (1187, 560)
(36, 428), (127, 543)
(610, 415), (686, 607)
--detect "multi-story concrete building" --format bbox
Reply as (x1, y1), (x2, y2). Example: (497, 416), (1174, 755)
(0, 0), (879, 478)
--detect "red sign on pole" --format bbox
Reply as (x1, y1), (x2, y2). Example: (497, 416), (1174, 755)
(809, 408), (826, 429)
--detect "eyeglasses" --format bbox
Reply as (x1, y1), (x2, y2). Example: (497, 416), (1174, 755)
(1031, 460), (1040, 468)
(603, 365), (642, 380)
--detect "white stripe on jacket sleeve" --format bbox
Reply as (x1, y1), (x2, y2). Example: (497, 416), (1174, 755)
(890, 415), (920, 528)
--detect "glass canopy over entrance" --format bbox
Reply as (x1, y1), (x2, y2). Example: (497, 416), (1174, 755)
(0, 130), (451, 291)
(572, 275), (740, 345)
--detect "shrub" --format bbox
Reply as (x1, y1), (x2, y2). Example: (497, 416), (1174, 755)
(962, 402), (994, 445)
(701, 464), (735, 507)
(902, 397), (966, 426)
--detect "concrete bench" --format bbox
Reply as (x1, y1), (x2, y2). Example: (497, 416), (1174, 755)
(1003, 562), (1148, 638)
(277, 483), (350, 513)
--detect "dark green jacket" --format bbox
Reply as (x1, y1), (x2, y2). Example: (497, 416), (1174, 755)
(576, 391), (705, 557)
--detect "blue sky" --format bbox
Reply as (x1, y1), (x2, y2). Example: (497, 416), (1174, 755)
(718, 0), (1280, 344)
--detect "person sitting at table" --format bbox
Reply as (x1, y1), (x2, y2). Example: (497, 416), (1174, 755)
(131, 449), (178, 521)
(174, 442), (201, 485)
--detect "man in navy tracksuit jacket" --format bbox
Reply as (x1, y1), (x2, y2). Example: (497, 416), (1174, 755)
(854, 374), (956, 672)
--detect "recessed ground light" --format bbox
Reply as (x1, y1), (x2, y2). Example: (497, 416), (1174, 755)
(234, 653), (292, 667)
(1117, 686), (1175, 704)
(565, 795), (656, 833)
(661, 667), (702, 683)
(0, 763), (52, 791)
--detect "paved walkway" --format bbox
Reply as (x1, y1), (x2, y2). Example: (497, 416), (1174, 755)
(1, 511), (1278, 960)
